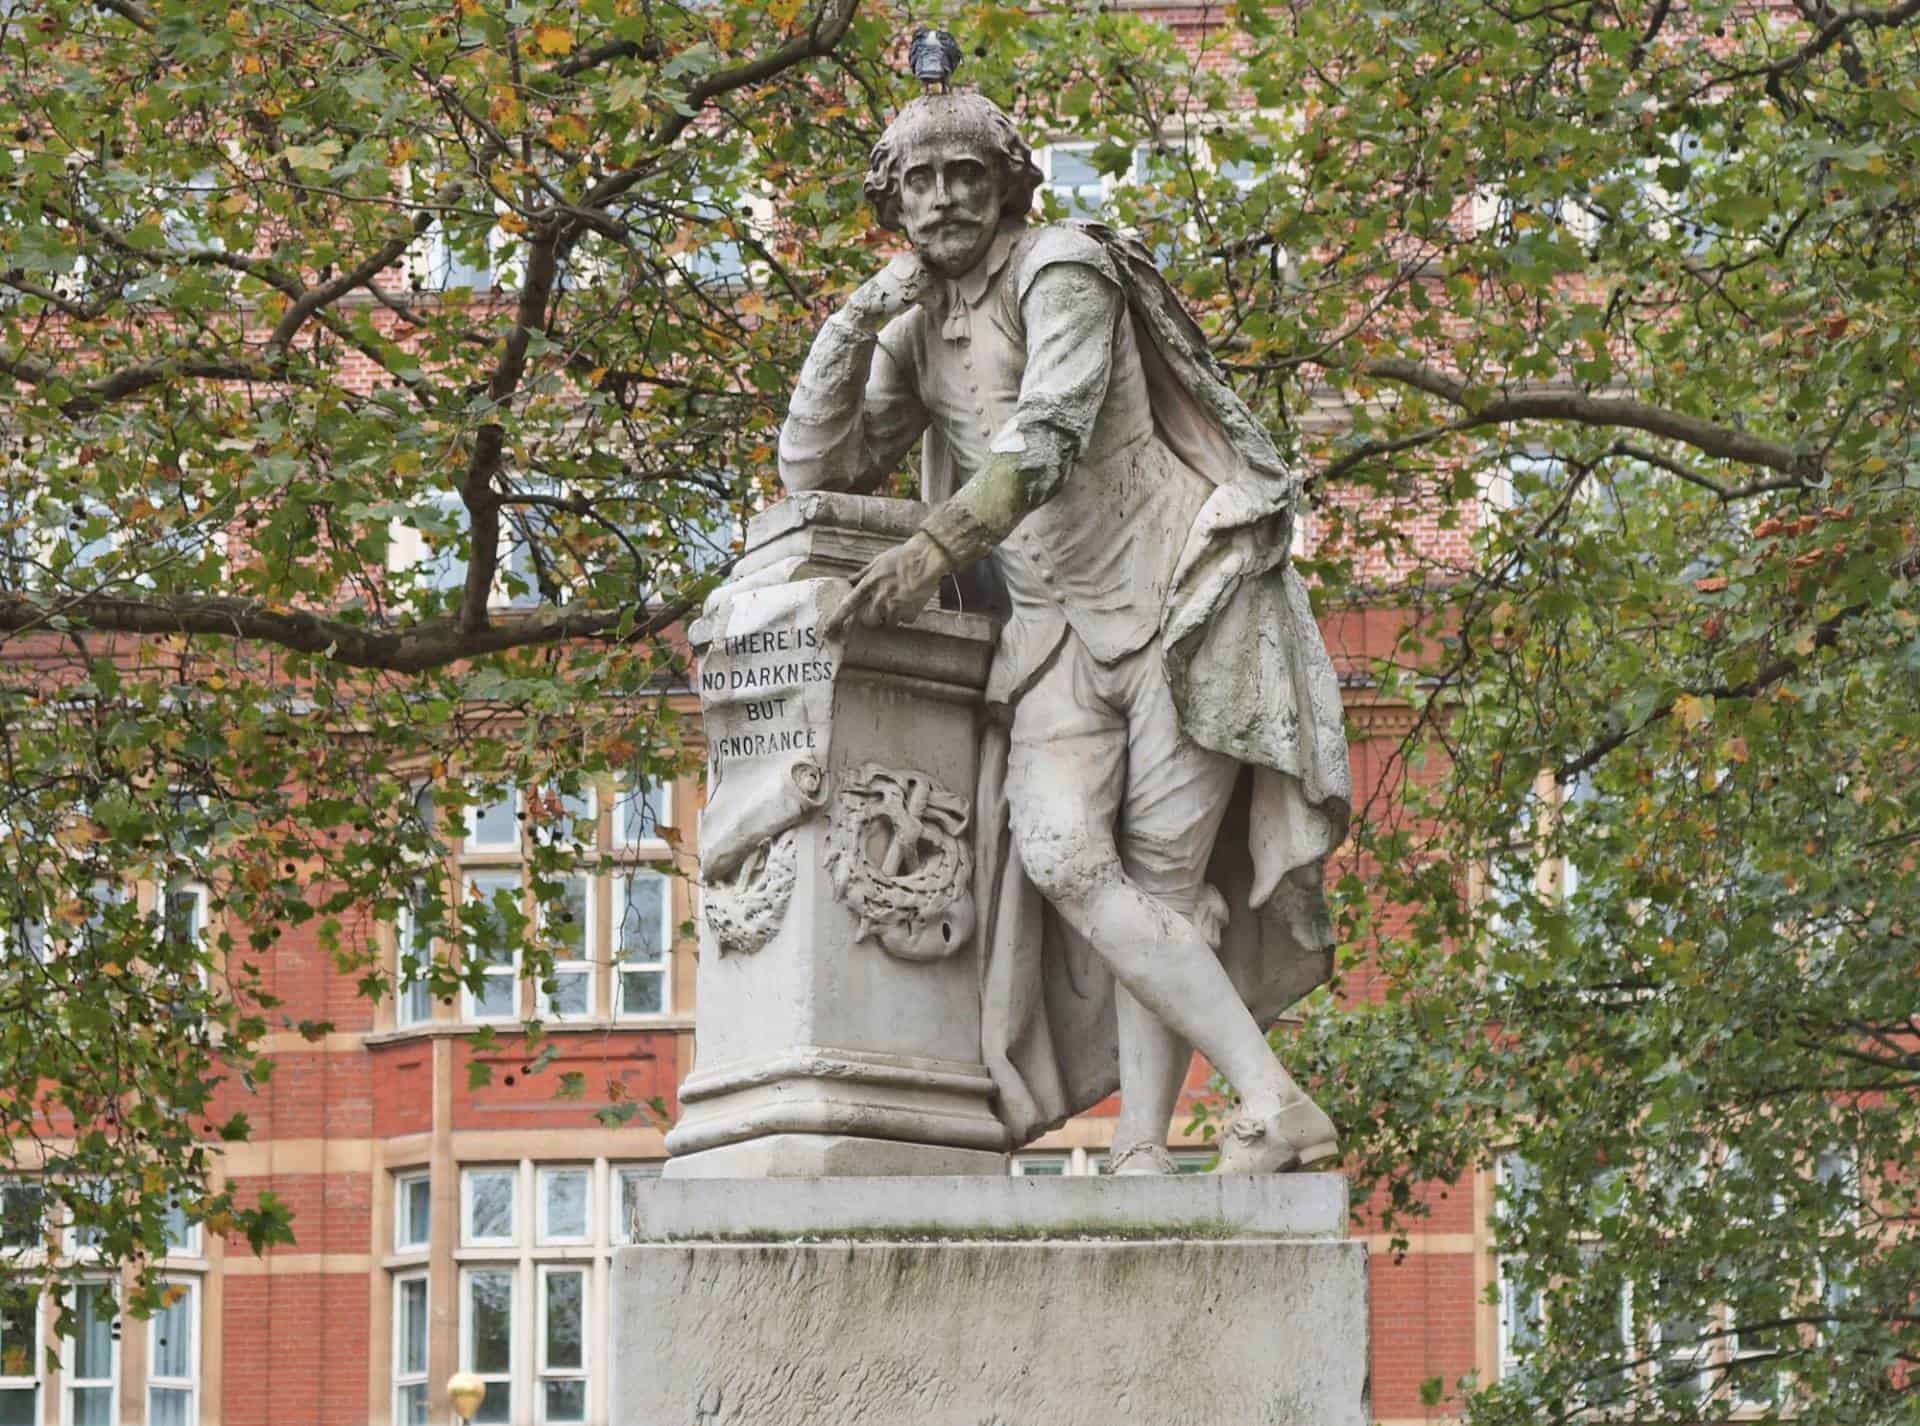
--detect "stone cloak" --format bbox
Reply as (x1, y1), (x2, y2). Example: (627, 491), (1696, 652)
(972, 221), (1353, 1144)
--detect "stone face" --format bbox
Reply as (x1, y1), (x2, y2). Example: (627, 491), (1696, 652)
(611, 1177), (1368, 1426)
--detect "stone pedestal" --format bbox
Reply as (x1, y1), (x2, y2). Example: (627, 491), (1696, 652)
(611, 1174), (1369, 1426)
(665, 493), (1007, 1178)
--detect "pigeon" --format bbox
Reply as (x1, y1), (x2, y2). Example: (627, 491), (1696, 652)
(908, 27), (962, 91)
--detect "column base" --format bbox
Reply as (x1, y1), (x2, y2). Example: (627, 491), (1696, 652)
(662, 1134), (1006, 1179)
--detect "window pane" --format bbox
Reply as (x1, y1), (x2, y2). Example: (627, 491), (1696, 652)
(464, 1171), (514, 1243)
(543, 1270), (584, 1370)
(161, 1198), (196, 1254)
(468, 789), (518, 848)
(0, 1185), (42, 1248)
(398, 1278), (428, 1374)
(399, 1176), (431, 1248)
(151, 1286), (192, 1378)
(1012, 1156), (1066, 1176)
(547, 969), (589, 1017)
(617, 874), (666, 958)
(1050, 148), (1099, 185)
(617, 781), (663, 844)
(70, 1386), (110, 1426)
(618, 969), (663, 1016)
(0, 1389), (33, 1426)
(465, 872), (521, 966)
(149, 1386), (191, 1426)
(467, 1270), (512, 1375)
(397, 1383), (428, 1426)
(472, 974), (517, 1019)
(553, 874), (589, 959)
(70, 1285), (113, 1378)
(0, 1290), (35, 1378)
(541, 1171), (587, 1241)
(544, 1379), (586, 1423)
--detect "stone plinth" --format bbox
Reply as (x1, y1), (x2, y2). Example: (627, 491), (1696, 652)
(665, 492), (1005, 1178)
(611, 1174), (1369, 1426)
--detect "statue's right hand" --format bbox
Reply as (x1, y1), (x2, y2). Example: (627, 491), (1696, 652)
(843, 252), (931, 334)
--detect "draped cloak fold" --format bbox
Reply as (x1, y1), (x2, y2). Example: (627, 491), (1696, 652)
(957, 222), (1354, 1144)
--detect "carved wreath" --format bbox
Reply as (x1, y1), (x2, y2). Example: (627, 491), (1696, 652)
(824, 764), (975, 962)
(703, 828), (799, 957)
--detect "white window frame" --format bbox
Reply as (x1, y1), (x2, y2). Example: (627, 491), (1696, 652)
(611, 870), (672, 1019)
(461, 1167), (518, 1249)
(458, 1266), (517, 1424)
(1035, 141), (1112, 218)
(536, 1167), (591, 1247)
(0, 1178), (44, 1254)
(392, 1271), (431, 1426)
(461, 870), (523, 1024)
(537, 871), (596, 1021)
(60, 1279), (117, 1426)
(395, 1171), (432, 1253)
(62, 1179), (109, 1259)
(146, 1277), (198, 1426)
(1009, 1153), (1069, 1177)
(535, 1264), (590, 1425)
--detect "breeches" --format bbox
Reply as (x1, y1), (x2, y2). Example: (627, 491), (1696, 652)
(1005, 632), (1237, 917)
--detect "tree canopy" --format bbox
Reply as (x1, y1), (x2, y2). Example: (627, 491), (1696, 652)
(3, 0), (1918, 1415)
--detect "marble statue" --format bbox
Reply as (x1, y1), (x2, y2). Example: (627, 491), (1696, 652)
(778, 53), (1353, 1174)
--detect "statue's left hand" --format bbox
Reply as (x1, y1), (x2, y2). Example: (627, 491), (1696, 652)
(822, 532), (951, 637)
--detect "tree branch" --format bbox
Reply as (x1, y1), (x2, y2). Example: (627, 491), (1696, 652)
(0, 590), (699, 675)
(1355, 358), (1822, 482)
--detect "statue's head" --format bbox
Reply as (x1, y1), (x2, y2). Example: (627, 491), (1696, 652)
(864, 92), (1042, 278)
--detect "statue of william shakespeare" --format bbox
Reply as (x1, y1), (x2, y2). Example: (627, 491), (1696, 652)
(780, 41), (1353, 1174)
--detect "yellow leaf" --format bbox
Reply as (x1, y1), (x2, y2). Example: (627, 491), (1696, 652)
(533, 20), (573, 54)
(1673, 693), (1713, 730)
(768, 0), (801, 22)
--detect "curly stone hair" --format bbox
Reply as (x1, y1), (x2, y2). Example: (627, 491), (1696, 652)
(863, 92), (1043, 233)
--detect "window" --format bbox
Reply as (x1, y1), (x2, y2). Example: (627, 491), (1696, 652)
(393, 1273), (430, 1426)
(1038, 143), (1106, 218)
(463, 871), (523, 1022)
(536, 1267), (588, 1424)
(537, 1168), (589, 1246)
(460, 1268), (514, 1424)
(63, 1283), (115, 1426)
(0, 1181), (42, 1252)
(1010, 1153), (1068, 1176)
(161, 1197), (199, 1258)
(1495, 1153), (1545, 1380)
(537, 873), (594, 1019)
(147, 1279), (197, 1426)
(395, 897), (434, 1027)
(613, 871), (670, 1016)
(463, 1168), (517, 1248)
(612, 777), (669, 849)
(465, 786), (521, 853)
(396, 1172), (431, 1252)
(64, 1179), (108, 1257)
(0, 1288), (38, 1426)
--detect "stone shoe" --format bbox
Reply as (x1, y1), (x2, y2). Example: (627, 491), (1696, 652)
(1213, 1098), (1339, 1174)
(1108, 1142), (1178, 1176)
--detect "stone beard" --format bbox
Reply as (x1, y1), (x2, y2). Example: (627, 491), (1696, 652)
(779, 91), (1353, 1174)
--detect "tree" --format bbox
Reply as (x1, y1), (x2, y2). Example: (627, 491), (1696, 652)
(5, 0), (1919, 1416)
(0, 0), (896, 1317)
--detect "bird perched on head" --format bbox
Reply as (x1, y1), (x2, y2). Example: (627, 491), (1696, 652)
(908, 27), (963, 91)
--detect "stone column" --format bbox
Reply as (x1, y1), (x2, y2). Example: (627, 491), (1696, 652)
(662, 491), (1008, 1177)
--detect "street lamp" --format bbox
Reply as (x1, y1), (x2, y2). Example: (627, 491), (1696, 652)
(447, 1371), (485, 1424)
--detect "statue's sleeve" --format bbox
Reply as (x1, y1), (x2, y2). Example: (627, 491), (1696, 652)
(778, 313), (929, 494)
(918, 258), (1122, 565)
